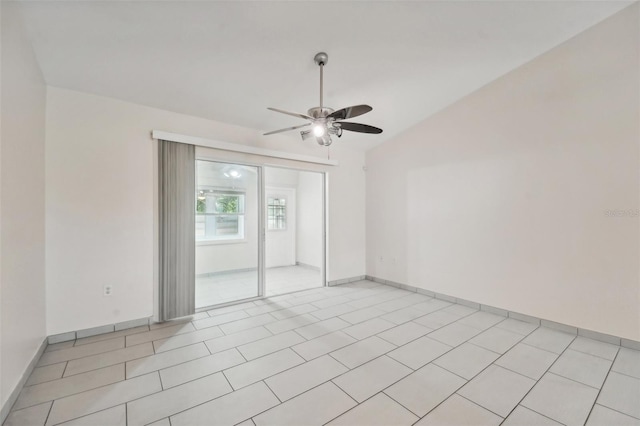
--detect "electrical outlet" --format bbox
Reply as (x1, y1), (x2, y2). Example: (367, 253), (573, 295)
(104, 285), (113, 296)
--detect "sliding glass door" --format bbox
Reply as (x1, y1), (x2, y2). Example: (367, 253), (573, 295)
(195, 160), (261, 308)
(193, 160), (326, 309)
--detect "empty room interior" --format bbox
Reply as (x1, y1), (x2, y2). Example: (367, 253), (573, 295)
(1, 1), (639, 425)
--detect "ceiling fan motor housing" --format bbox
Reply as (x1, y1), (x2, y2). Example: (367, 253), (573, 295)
(307, 107), (334, 119)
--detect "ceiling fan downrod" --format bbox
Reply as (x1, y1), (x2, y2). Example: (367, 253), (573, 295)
(314, 52), (328, 110)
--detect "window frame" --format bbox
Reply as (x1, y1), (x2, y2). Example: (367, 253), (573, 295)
(267, 195), (288, 231)
(196, 189), (247, 244)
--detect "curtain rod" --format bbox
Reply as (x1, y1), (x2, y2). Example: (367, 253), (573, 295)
(152, 130), (338, 167)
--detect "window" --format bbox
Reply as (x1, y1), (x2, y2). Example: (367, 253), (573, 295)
(267, 197), (287, 230)
(196, 190), (245, 241)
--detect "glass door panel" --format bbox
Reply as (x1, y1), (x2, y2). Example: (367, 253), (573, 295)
(195, 160), (260, 308)
(264, 167), (324, 296)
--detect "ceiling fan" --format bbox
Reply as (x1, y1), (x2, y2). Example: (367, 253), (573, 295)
(263, 52), (382, 146)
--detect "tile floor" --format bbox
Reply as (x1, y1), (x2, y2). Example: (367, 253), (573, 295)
(5, 280), (640, 426)
(196, 265), (321, 308)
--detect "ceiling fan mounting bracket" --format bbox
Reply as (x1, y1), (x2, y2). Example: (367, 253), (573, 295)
(314, 52), (328, 66)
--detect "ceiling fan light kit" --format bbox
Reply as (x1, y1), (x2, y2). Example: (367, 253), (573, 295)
(264, 52), (382, 146)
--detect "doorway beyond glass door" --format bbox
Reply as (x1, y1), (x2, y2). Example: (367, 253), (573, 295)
(195, 160), (260, 308)
(264, 167), (324, 297)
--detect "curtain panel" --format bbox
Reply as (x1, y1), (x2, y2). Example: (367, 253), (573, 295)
(158, 139), (196, 321)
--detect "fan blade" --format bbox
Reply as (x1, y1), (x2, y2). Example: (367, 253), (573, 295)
(263, 123), (310, 136)
(338, 122), (383, 134)
(267, 107), (313, 120)
(328, 105), (372, 121)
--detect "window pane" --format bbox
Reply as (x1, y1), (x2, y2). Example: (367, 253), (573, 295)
(215, 195), (240, 214)
(215, 215), (239, 236)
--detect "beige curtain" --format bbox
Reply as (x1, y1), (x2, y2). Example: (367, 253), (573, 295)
(158, 139), (195, 321)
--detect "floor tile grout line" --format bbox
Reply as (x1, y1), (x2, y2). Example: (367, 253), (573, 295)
(428, 323), (591, 389)
(324, 385), (415, 425)
(519, 340), (572, 356)
(506, 406), (568, 426)
(260, 380), (283, 404)
(583, 347), (620, 424)
(42, 400), (54, 426)
(135, 381), (237, 426)
(456, 393), (506, 420)
(167, 377), (280, 425)
(434, 359), (492, 383)
(220, 370), (235, 397)
(567, 340), (622, 362)
(37, 339), (129, 367)
(156, 325), (272, 355)
(607, 368), (640, 381)
(382, 388), (426, 420)
(499, 334), (578, 423)
(387, 316), (546, 424)
(465, 333), (526, 356)
(54, 369), (231, 426)
(406, 362), (487, 425)
(125, 324), (198, 347)
(30, 372), (161, 426)
(12, 365), (128, 413)
(427, 331), (537, 418)
(157, 370), (165, 391)
(326, 379), (362, 407)
(326, 352), (355, 371)
(592, 403), (640, 421)
(126, 343), (211, 379)
(34, 357), (242, 422)
(61, 345), (155, 379)
(54, 404), (125, 426)
(23, 362), (70, 389)
(191, 312), (254, 331)
(72, 325), (151, 348)
(545, 366), (612, 390)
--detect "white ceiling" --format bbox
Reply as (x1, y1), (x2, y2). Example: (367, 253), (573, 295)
(17, 1), (632, 150)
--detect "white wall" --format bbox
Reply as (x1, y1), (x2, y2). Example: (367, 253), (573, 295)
(367, 5), (640, 340)
(297, 171), (323, 269)
(46, 87), (366, 335)
(0, 2), (47, 411)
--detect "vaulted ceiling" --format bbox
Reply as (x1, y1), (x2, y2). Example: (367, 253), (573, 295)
(17, 1), (632, 150)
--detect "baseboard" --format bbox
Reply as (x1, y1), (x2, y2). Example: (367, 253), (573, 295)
(0, 337), (48, 424)
(327, 275), (366, 286)
(47, 317), (151, 344)
(196, 267), (257, 279)
(365, 275), (640, 350)
(295, 262), (321, 272)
